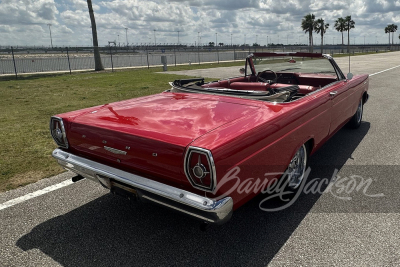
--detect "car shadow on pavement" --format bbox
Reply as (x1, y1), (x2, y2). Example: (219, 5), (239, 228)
(16, 123), (370, 267)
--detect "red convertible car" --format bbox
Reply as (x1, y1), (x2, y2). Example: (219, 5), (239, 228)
(50, 52), (369, 226)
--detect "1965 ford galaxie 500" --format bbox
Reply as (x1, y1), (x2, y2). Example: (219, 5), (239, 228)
(50, 52), (369, 225)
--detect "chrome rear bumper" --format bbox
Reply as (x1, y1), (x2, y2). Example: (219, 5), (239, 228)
(52, 149), (233, 225)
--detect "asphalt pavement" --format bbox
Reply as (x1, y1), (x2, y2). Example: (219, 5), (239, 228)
(1, 51), (400, 267)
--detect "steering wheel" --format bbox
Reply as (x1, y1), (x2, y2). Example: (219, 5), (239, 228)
(257, 70), (277, 84)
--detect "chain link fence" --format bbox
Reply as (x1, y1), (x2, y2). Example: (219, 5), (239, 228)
(1, 45), (398, 77)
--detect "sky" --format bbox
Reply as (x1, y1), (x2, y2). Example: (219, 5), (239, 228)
(1, 0), (400, 47)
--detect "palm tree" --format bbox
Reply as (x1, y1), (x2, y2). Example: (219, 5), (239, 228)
(301, 13), (316, 52)
(87, 0), (104, 71)
(344, 15), (355, 53)
(334, 17), (346, 45)
(390, 24), (398, 45)
(315, 18), (329, 53)
(385, 26), (391, 45)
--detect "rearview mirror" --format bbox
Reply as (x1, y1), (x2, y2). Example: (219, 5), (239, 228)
(347, 73), (353, 80)
(239, 68), (245, 74)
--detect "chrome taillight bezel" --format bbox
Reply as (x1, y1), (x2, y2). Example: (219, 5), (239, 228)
(184, 146), (217, 192)
(50, 116), (69, 149)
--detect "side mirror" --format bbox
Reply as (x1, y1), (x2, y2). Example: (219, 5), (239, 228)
(239, 68), (245, 74)
(347, 73), (353, 80)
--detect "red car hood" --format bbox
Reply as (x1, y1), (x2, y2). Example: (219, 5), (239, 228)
(70, 93), (259, 146)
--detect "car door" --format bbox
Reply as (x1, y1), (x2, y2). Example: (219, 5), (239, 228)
(328, 79), (352, 135)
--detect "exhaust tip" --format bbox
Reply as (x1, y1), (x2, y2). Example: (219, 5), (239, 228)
(72, 175), (85, 183)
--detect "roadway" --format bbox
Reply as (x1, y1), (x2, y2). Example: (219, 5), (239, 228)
(1, 51), (399, 266)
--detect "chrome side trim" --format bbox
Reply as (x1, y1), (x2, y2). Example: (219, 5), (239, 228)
(52, 149), (232, 224)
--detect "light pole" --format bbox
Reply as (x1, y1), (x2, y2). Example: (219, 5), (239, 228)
(244, 34), (246, 45)
(117, 34), (120, 46)
(231, 33), (233, 46)
(215, 32), (218, 46)
(197, 32), (200, 47)
(177, 30), (180, 44)
(153, 29), (156, 46)
(47, 24), (53, 48)
(256, 34), (258, 45)
(267, 35), (269, 46)
(125, 28), (128, 46)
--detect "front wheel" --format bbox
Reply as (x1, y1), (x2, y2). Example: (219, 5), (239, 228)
(348, 98), (363, 129)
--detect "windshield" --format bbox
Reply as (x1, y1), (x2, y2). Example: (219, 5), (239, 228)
(252, 56), (337, 77)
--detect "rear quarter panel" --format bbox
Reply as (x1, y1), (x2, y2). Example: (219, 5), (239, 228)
(193, 92), (332, 209)
(347, 74), (369, 115)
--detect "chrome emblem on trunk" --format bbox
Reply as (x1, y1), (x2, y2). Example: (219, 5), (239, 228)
(104, 146), (127, 155)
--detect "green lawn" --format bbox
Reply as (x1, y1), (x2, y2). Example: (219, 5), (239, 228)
(0, 61), (244, 191)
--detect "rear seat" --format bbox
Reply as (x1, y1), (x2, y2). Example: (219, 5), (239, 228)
(270, 83), (317, 94)
(202, 80), (317, 94)
(201, 77), (250, 89)
(229, 82), (269, 91)
(229, 82), (316, 93)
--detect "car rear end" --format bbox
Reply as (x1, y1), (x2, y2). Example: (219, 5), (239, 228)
(49, 93), (260, 224)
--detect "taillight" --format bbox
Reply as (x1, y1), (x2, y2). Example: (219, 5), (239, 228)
(50, 116), (69, 149)
(184, 147), (216, 192)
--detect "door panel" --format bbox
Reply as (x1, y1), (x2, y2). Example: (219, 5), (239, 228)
(328, 81), (352, 135)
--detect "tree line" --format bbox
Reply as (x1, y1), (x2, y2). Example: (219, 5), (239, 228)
(385, 24), (398, 45)
(302, 13), (399, 53)
(301, 14), (355, 53)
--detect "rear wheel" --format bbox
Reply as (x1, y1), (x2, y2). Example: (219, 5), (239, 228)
(348, 98), (363, 129)
(287, 144), (308, 189)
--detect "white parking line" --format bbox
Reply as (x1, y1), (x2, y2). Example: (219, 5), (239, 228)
(0, 180), (74, 211)
(370, 64), (400, 76)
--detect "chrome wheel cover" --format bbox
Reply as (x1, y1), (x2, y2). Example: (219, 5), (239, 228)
(356, 99), (363, 124)
(287, 144), (307, 189)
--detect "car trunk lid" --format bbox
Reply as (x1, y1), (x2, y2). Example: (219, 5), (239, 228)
(66, 93), (259, 185)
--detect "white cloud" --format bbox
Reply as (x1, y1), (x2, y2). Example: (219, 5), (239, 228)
(61, 10), (90, 27)
(59, 24), (74, 33)
(0, 0), (58, 25)
(0, 0), (399, 46)
(69, 0), (100, 11)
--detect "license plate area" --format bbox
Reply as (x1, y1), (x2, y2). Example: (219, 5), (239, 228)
(110, 180), (137, 195)
(97, 174), (137, 199)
